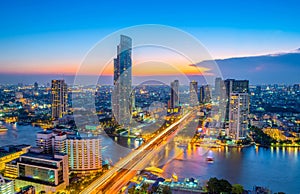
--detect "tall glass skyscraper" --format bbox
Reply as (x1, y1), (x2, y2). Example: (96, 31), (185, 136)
(170, 80), (179, 108)
(51, 79), (67, 120)
(223, 79), (249, 140)
(112, 35), (133, 126)
(189, 80), (198, 106)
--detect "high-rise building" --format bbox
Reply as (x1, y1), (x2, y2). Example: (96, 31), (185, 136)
(170, 80), (179, 108)
(65, 136), (102, 172)
(224, 79), (249, 96)
(214, 77), (222, 98)
(224, 79), (249, 120)
(255, 85), (262, 96)
(199, 85), (211, 103)
(112, 35), (133, 126)
(51, 80), (67, 120)
(53, 133), (67, 154)
(0, 175), (14, 194)
(293, 84), (300, 92)
(228, 93), (249, 140)
(189, 80), (198, 106)
(34, 82), (38, 92)
(36, 131), (53, 154)
(223, 79), (249, 140)
(15, 153), (69, 193)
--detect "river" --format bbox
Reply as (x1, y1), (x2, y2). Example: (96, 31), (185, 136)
(0, 124), (299, 193)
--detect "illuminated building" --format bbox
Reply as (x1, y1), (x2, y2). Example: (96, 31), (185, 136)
(36, 131), (67, 154)
(228, 93), (249, 140)
(170, 80), (179, 108)
(51, 79), (67, 120)
(112, 35), (133, 127)
(34, 82), (38, 92)
(0, 145), (31, 171)
(199, 85), (211, 103)
(224, 79), (249, 131)
(15, 153), (69, 193)
(189, 80), (198, 106)
(65, 136), (102, 173)
(15, 92), (23, 99)
(53, 133), (67, 154)
(0, 175), (14, 194)
(214, 77), (222, 98)
(4, 160), (18, 179)
(224, 79), (249, 96)
(36, 131), (53, 154)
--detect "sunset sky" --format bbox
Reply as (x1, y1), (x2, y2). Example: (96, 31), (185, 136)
(0, 0), (299, 83)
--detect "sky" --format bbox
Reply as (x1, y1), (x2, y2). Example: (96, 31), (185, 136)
(0, 0), (299, 83)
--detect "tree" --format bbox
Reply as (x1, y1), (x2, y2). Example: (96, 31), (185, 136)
(207, 177), (232, 194)
(141, 183), (149, 192)
(219, 179), (232, 193)
(162, 186), (172, 194)
(232, 184), (244, 194)
(207, 177), (220, 193)
(128, 185), (136, 194)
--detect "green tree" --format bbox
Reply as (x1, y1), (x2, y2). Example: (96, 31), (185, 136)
(232, 184), (244, 194)
(141, 183), (149, 192)
(162, 186), (172, 194)
(219, 179), (232, 193)
(207, 177), (232, 194)
(207, 177), (220, 193)
(128, 185), (136, 194)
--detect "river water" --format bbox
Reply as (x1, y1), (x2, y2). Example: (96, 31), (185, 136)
(0, 124), (299, 193)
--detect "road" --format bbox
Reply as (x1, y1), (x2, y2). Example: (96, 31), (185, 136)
(80, 108), (194, 194)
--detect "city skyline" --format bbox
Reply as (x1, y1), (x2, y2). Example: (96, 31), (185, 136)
(0, 1), (299, 193)
(0, 1), (300, 84)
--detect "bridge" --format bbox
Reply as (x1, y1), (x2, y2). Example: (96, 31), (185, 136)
(80, 108), (195, 194)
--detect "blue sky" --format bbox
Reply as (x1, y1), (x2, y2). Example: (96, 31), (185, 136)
(0, 0), (299, 83)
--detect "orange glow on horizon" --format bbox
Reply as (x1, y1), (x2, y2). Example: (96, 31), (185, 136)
(0, 60), (214, 77)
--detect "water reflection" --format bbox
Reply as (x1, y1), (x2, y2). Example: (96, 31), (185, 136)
(1, 124), (300, 193)
(161, 145), (300, 193)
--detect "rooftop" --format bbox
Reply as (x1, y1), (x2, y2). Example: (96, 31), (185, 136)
(0, 144), (31, 157)
(21, 152), (61, 162)
(37, 130), (53, 134)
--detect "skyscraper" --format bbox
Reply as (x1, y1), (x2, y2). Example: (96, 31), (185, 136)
(170, 80), (179, 108)
(229, 93), (249, 140)
(51, 80), (67, 120)
(214, 77), (222, 99)
(223, 79), (249, 140)
(189, 80), (198, 106)
(34, 82), (38, 92)
(199, 85), (211, 103)
(112, 35), (133, 126)
(224, 79), (249, 96)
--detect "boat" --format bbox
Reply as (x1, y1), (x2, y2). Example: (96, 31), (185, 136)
(0, 125), (8, 132)
(206, 150), (214, 163)
(206, 156), (214, 163)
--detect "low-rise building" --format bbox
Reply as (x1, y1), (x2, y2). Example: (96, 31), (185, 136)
(0, 145), (31, 171)
(0, 175), (15, 194)
(4, 159), (18, 179)
(15, 152), (69, 193)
